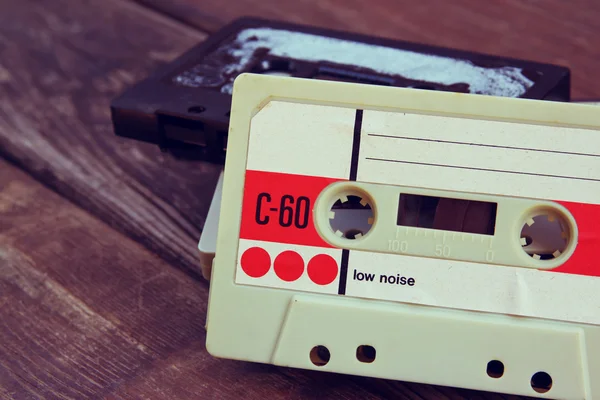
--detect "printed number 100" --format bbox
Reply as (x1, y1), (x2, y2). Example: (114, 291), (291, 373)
(388, 240), (408, 253)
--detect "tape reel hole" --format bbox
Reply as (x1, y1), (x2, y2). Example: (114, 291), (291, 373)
(486, 360), (504, 378)
(520, 211), (571, 261)
(310, 345), (330, 367)
(329, 194), (374, 240)
(531, 371), (552, 393)
(356, 345), (376, 363)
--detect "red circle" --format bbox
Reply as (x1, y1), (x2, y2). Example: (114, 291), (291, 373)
(274, 251), (305, 282)
(307, 254), (338, 285)
(240, 247), (271, 278)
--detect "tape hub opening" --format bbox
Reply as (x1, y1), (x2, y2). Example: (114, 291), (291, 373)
(520, 209), (572, 261)
(328, 192), (374, 240)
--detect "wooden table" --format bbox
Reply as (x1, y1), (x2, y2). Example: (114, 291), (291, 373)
(1, 1), (598, 398)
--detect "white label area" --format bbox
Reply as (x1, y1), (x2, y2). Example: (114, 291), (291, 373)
(247, 101), (355, 178)
(358, 111), (600, 204)
(345, 251), (600, 325)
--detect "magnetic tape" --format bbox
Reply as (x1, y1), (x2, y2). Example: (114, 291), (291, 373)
(111, 17), (570, 164)
(205, 73), (600, 399)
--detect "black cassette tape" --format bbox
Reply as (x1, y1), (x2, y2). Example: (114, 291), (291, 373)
(110, 17), (571, 164)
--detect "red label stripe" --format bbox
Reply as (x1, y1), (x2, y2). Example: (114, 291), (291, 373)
(240, 170), (341, 247)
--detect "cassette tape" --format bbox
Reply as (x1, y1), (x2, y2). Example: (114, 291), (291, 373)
(198, 100), (600, 278)
(205, 73), (600, 399)
(198, 100), (600, 280)
(111, 17), (570, 163)
(198, 93), (599, 281)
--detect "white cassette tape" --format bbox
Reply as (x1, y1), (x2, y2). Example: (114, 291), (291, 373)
(198, 169), (223, 280)
(205, 73), (600, 399)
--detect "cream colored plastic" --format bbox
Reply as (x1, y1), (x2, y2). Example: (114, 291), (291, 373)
(206, 73), (600, 399)
(198, 170), (223, 280)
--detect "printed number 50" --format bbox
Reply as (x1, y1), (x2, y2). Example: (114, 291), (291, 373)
(435, 244), (451, 257)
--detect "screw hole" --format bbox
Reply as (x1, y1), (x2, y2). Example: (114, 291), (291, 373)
(356, 345), (376, 363)
(531, 371), (552, 393)
(310, 345), (330, 367)
(486, 360), (504, 378)
(225, 111), (230, 117)
(188, 106), (206, 114)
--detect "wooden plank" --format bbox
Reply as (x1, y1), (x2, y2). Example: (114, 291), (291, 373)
(0, 161), (531, 400)
(110, 347), (527, 400)
(0, 159), (395, 400)
(0, 0), (220, 278)
(134, 0), (600, 99)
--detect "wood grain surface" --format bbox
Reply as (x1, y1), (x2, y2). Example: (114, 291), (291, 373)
(0, 0), (220, 278)
(136, 0), (600, 99)
(0, 159), (403, 400)
(1, 0), (597, 398)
